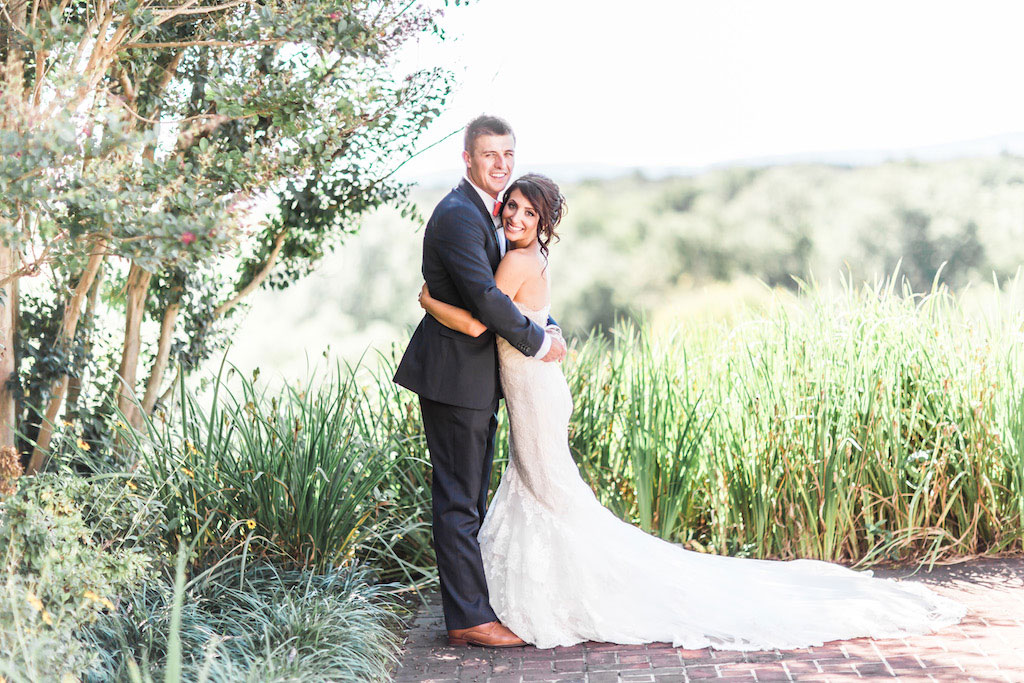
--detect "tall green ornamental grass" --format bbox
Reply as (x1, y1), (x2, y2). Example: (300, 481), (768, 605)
(147, 270), (1023, 571)
(126, 356), (429, 576)
(564, 273), (1024, 565)
(106, 269), (1024, 607)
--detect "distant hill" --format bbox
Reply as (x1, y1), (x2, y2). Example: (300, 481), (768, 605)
(404, 131), (1024, 188)
(222, 154), (1024, 382)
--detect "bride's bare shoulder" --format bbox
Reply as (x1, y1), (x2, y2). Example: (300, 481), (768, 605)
(501, 247), (546, 275)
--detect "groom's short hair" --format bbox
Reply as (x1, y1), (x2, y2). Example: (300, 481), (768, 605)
(464, 115), (515, 153)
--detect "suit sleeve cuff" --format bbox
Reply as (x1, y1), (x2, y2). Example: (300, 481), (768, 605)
(533, 332), (552, 359)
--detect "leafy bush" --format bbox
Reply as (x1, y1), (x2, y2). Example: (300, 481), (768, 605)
(0, 473), (153, 632)
(0, 575), (94, 681)
(0, 471), (161, 680)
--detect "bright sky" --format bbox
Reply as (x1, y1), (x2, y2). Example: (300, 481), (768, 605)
(395, 0), (1024, 180)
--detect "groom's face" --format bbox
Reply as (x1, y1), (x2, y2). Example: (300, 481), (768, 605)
(463, 134), (515, 199)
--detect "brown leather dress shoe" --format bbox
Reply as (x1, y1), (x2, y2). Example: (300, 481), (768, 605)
(448, 620), (527, 647)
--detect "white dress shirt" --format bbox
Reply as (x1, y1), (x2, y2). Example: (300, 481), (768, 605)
(463, 174), (506, 256)
(463, 175), (552, 359)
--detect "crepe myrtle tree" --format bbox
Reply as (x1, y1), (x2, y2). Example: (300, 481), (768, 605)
(0, 0), (453, 472)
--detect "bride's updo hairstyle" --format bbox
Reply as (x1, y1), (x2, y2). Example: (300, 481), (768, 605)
(503, 173), (566, 260)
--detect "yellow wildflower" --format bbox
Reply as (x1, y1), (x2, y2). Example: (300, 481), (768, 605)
(41, 610), (53, 625)
(127, 480), (137, 491)
(246, 519), (256, 530)
(84, 590), (115, 611)
(116, 420), (128, 431)
(76, 438), (90, 451)
(62, 420), (73, 427)
(25, 590), (43, 612)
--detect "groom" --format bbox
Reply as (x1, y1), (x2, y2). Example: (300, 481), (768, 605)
(394, 115), (565, 647)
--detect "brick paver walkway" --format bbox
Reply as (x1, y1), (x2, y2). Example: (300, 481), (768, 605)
(392, 556), (1024, 682)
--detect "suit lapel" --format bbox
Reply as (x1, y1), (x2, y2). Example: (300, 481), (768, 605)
(456, 179), (500, 263)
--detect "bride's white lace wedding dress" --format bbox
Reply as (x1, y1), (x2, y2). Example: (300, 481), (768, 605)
(478, 302), (966, 651)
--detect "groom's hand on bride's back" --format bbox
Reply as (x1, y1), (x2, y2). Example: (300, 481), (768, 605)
(540, 334), (567, 363)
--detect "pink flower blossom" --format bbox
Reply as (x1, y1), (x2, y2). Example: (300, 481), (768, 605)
(328, 11), (341, 20)
(180, 231), (197, 245)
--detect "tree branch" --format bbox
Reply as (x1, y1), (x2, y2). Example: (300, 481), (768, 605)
(0, 229), (67, 289)
(213, 228), (286, 317)
(152, 0), (248, 22)
(142, 293), (180, 414)
(121, 37), (285, 50)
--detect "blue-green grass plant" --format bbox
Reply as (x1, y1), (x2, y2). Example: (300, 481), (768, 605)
(81, 553), (402, 682)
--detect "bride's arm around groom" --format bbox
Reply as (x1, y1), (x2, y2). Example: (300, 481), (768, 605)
(426, 191), (543, 352)
(394, 177), (562, 411)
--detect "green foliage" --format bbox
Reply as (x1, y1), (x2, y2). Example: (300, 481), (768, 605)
(195, 266), (1024, 575)
(2, 0), (456, 470)
(0, 447), (411, 681)
(278, 157), (1024, 348)
(128, 356), (420, 574)
(567, 326), (711, 540)
(80, 562), (405, 683)
(0, 471), (163, 680)
(273, 270), (1021, 569)
(201, 267), (1024, 571)
(0, 473), (153, 631)
(559, 274), (1024, 564)
(0, 576), (94, 681)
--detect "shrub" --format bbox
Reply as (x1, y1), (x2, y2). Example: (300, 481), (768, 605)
(0, 472), (161, 679)
(0, 473), (153, 632)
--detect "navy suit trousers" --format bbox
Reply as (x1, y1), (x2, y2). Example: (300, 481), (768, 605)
(419, 395), (500, 630)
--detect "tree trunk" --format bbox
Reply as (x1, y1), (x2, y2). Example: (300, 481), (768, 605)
(65, 261), (106, 414)
(27, 236), (108, 472)
(1, 1), (28, 456)
(116, 261), (152, 428)
(11, 273), (19, 448)
(141, 291), (181, 417)
(0, 248), (19, 452)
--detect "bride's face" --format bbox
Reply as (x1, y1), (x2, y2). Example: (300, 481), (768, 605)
(502, 188), (539, 247)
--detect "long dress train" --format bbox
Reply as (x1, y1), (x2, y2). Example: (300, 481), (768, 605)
(478, 302), (965, 651)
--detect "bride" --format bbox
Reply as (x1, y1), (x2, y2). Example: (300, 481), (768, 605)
(417, 173), (965, 651)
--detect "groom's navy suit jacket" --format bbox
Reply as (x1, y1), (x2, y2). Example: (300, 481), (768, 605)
(394, 179), (548, 410)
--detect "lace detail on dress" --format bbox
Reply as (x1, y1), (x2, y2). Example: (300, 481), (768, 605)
(477, 303), (965, 650)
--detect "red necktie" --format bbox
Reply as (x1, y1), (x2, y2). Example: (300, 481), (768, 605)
(492, 200), (502, 217)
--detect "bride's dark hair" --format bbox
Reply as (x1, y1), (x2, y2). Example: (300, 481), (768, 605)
(502, 173), (566, 260)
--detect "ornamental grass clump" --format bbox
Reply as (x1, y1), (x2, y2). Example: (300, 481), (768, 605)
(129, 357), (414, 575)
(560, 273), (1024, 565)
(80, 561), (404, 683)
